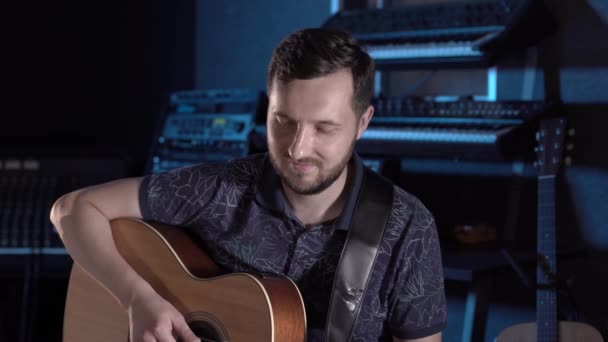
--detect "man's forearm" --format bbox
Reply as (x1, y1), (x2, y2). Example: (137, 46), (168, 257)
(51, 192), (153, 309)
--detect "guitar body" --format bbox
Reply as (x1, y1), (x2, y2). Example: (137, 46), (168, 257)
(497, 321), (604, 342)
(63, 218), (307, 342)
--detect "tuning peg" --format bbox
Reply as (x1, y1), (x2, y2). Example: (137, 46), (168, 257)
(566, 144), (574, 151)
(568, 128), (576, 136)
(565, 156), (573, 166)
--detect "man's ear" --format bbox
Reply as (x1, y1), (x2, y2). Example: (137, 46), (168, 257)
(356, 105), (374, 140)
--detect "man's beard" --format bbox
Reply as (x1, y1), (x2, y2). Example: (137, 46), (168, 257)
(269, 141), (355, 196)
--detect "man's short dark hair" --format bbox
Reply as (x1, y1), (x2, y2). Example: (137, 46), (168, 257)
(267, 28), (375, 116)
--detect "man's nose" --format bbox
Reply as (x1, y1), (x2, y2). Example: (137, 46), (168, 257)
(288, 126), (313, 160)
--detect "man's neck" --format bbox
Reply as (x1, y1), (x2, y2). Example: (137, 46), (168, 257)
(282, 165), (351, 227)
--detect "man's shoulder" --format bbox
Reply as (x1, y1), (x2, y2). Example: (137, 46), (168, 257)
(363, 169), (425, 214)
(146, 153), (266, 189)
(390, 184), (429, 215)
(222, 153), (267, 178)
(387, 183), (436, 233)
(202, 153), (266, 189)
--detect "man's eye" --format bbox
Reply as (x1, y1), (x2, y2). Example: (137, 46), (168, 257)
(276, 116), (295, 127)
(317, 126), (336, 134)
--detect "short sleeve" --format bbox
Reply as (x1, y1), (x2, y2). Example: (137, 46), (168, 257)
(388, 200), (447, 340)
(138, 163), (222, 226)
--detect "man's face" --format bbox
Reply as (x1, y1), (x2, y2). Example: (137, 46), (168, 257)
(267, 68), (372, 195)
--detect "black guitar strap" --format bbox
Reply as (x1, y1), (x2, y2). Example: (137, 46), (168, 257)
(326, 167), (394, 341)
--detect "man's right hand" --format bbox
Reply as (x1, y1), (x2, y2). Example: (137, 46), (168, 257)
(128, 287), (200, 342)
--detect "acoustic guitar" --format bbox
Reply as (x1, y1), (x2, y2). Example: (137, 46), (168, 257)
(496, 118), (603, 341)
(63, 218), (307, 342)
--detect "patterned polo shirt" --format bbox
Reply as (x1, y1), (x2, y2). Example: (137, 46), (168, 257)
(138, 152), (447, 341)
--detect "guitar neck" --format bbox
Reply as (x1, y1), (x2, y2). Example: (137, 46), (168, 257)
(537, 174), (558, 342)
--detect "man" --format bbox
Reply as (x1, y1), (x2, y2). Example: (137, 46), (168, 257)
(51, 28), (446, 341)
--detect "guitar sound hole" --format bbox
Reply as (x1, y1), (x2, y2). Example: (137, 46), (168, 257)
(189, 321), (221, 341)
(183, 312), (229, 342)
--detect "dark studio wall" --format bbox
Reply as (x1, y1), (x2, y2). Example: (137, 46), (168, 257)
(3, 0), (195, 174)
(194, 0), (332, 90)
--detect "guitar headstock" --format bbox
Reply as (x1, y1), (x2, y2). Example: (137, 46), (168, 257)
(534, 118), (573, 176)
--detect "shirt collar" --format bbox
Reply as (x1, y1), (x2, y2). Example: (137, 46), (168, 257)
(255, 152), (364, 231)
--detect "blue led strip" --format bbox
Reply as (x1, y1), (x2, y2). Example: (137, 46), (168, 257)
(372, 117), (521, 126)
(367, 43), (482, 60)
(330, 0), (339, 14)
(362, 129), (497, 144)
(0, 247), (68, 255)
(0, 248), (36, 255)
(354, 26), (504, 40)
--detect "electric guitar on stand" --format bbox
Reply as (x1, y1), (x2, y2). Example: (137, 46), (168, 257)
(497, 118), (603, 341)
(62, 218), (307, 342)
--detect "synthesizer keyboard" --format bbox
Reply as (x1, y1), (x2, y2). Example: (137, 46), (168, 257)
(322, 0), (556, 68)
(358, 98), (553, 161)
